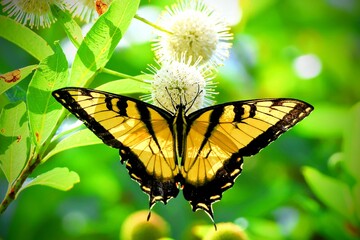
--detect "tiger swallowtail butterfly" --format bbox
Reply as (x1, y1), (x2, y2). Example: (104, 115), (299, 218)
(52, 87), (313, 227)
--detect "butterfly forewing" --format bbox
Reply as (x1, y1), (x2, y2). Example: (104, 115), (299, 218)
(182, 99), (313, 220)
(52, 88), (180, 207)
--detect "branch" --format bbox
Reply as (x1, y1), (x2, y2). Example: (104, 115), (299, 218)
(0, 152), (41, 214)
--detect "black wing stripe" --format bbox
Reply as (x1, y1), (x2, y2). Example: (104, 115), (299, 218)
(116, 98), (129, 116)
(194, 106), (224, 160)
(53, 90), (122, 148)
(239, 102), (312, 156)
(135, 102), (169, 163)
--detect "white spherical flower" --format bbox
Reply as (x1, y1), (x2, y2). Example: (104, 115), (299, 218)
(153, 0), (233, 67)
(1, 0), (66, 29)
(143, 58), (216, 114)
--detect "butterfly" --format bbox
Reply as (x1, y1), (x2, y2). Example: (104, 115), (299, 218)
(52, 87), (313, 226)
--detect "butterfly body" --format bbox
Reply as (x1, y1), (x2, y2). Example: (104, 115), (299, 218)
(52, 87), (313, 223)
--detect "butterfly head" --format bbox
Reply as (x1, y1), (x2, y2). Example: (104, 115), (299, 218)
(157, 84), (203, 115)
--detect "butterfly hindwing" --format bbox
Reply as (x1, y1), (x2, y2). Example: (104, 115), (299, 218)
(52, 88), (180, 207)
(182, 99), (313, 219)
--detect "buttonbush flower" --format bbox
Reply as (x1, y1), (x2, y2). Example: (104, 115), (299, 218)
(153, 0), (233, 68)
(1, 0), (66, 29)
(120, 211), (169, 240)
(203, 222), (248, 240)
(142, 56), (217, 114)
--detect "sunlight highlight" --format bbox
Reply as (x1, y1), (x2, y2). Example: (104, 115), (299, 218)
(293, 54), (322, 80)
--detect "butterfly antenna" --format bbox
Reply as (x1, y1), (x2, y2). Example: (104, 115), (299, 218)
(183, 89), (188, 106)
(155, 97), (173, 113)
(165, 87), (178, 111)
(185, 84), (203, 114)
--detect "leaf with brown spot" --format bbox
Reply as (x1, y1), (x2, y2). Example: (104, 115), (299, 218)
(27, 43), (68, 149)
(52, 5), (83, 48)
(0, 65), (37, 95)
(0, 69), (21, 83)
(69, 0), (140, 86)
(35, 132), (40, 143)
(0, 102), (30, 184)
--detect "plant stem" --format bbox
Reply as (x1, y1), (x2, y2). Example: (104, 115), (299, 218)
(134, 14), (173, 35)
(0, 152), (41, 214)
(0, 110), (68, 214)
(101, 68), (145, 83)
(51, 124), (84, 144)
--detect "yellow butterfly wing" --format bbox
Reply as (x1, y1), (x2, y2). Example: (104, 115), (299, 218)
(182, 99), (313, 221)
(52, 88), (180, 208)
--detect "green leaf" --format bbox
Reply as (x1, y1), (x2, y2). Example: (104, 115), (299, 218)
(96, 75), (150, 94)
(0, 101), (29, 184)
(0, 16), (53, 60)
(317, 211), (358, 240)
(0, 65), (37, 95)
(69, 0), (140, 87)
(43, 129), (102, 162)
(303, 167), (355, 221)
(353, 183), (360, 224)
(17, 167), (80, 197)
(27, 43), (69, 149)
(52, 6), (83, 48)
(343, 102), (360, 182)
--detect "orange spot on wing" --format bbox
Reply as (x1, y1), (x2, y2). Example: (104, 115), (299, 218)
(0, 69), (21, 83)
(16, 135), (21, 142)
(35, 132), (40, 142)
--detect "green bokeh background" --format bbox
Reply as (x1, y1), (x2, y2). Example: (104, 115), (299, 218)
(0, 0), (359, 239)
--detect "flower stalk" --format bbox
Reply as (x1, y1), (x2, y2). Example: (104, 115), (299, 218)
(101, 68), (146, 83)
(134, 14), (173, 35)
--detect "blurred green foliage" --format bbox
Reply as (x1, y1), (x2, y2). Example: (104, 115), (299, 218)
(0, 0), (359, 239)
